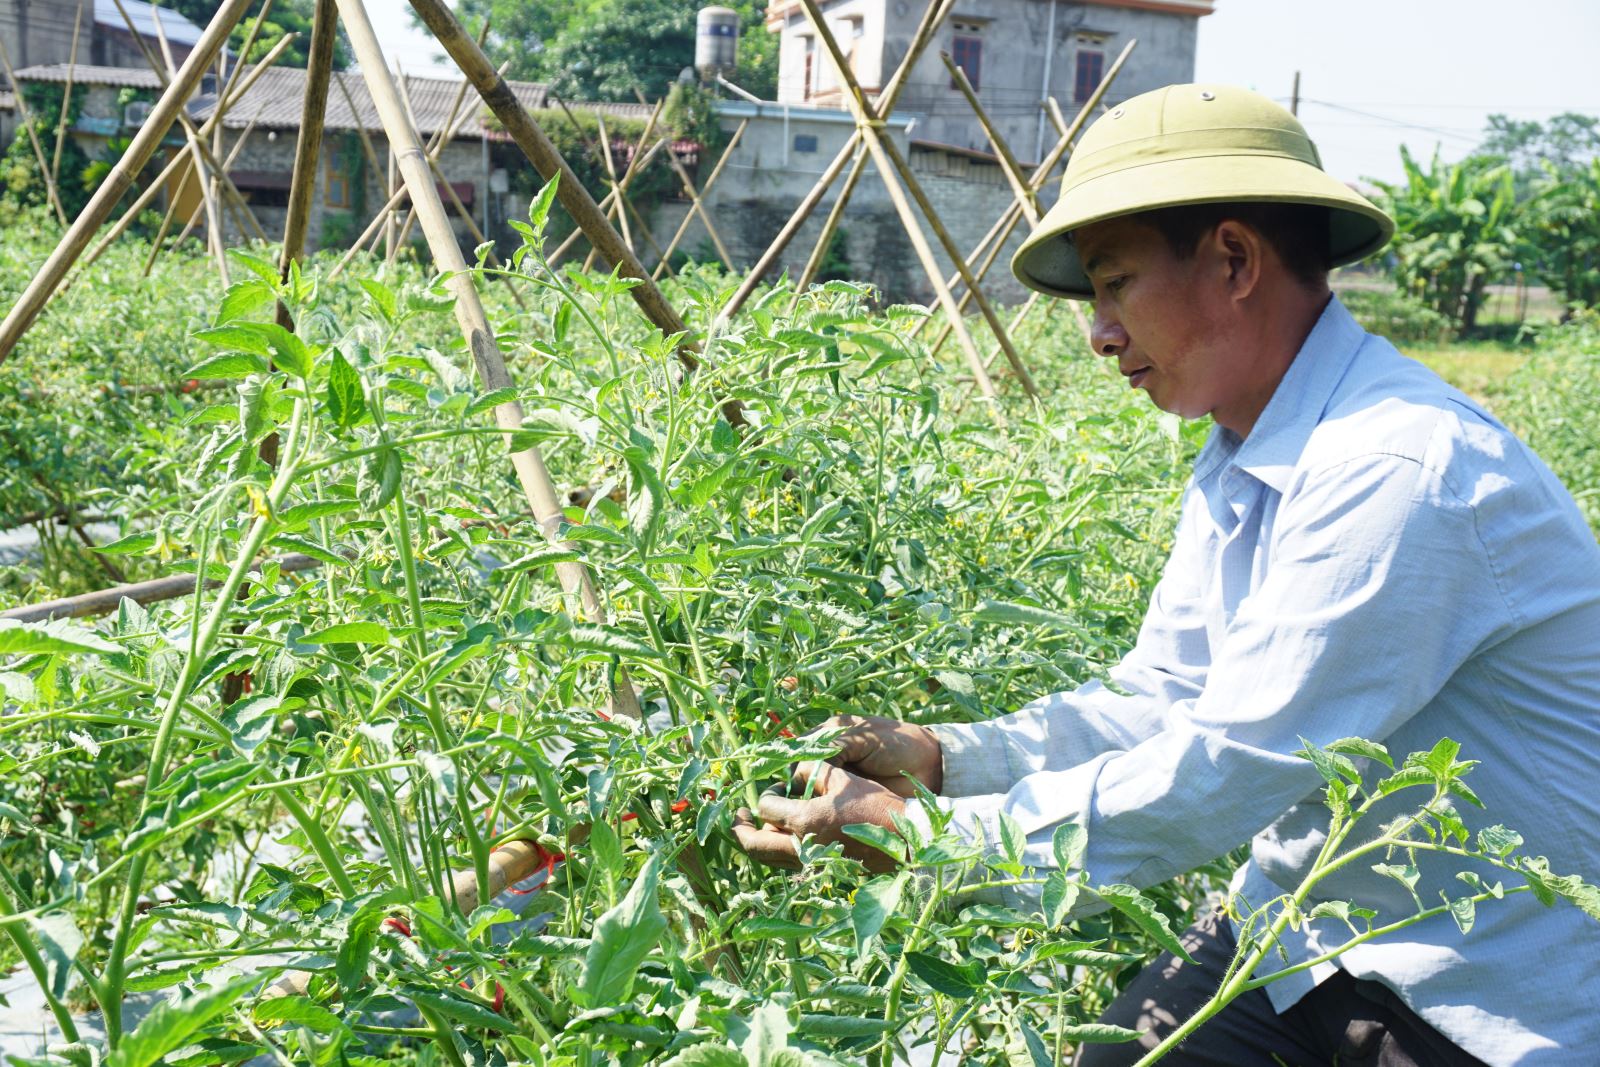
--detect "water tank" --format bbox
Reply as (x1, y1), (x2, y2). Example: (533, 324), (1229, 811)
(695, 7), (741, 80)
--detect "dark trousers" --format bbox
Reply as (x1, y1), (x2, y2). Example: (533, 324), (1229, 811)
(1075, 913), (1488, 1067)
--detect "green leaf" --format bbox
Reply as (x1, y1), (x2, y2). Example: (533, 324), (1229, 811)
(0, 618), (119, 656)
(841, 822), (907, 862)
(973, 599), (1079, 632)
(95, 531), (158, 555)
(904, 951), (984, 998)
(359, 279), (398, 322)
(193, 324), (275, 358)
(1088, 884), (1195, 964)
(1041, 870), (1080, 928)
(253, 994), (348, 1034)
(1052, 820), (1087, 872)
(407, 989), (516, 1031)
(1477, 825), (1523, 857)
(1057, 1023), (1143, 1044)
(362, 445), (402, 510)
(1372, 863), (1423, 908)
(498, 547), (581, 574)
(196, 323), (312, 378)
(851, 870), (908, 955)
(106, 974), (258, 1067)
(728, 917), (842, 942)
(1295, 736), (1361, 785)
(575, 854), (667, 1008)
(221, 693), (296, 755)
(28, 913), (82, 999)
(326, 349), (366, 429)
(185, 352), (271, 380)
(302, 622), (390, 645)
(214, 280), (275, 325)
(528, 173), (561, 234)
(659, 1046), (747, 1067)
(997, 811), (1025, 865)
(796, 1013), (895, 1037)
(1326, 736), (1394, 769)
(564, 625), (664, 660)
(1443, 892), (1476, 934)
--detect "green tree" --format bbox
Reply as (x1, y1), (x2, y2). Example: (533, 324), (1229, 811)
(166, 0), (351, 69)
(453, 0), (777, 101)
(1369, 147), (1523, 332)
(1479, 112), (1600, 192)
(1525, 158), (1600, 314)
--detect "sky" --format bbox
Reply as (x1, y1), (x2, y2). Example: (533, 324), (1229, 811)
(366, 0), (1600, 186)
(1192, 0), (1600, 186)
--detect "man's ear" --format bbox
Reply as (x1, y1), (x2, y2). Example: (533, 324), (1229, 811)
(1211, 219), (1264, 303)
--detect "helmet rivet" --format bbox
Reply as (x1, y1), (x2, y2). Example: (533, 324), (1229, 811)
(1111, 107), (1125, 118)
(1199, 90), (1215, 101)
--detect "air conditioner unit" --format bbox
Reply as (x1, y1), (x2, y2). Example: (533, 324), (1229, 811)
(123, 101), (153, 129)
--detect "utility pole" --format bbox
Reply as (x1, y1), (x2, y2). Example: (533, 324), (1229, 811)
(1291, 70), (1301, 116)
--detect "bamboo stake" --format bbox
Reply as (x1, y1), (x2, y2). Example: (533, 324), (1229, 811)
(789, 139), (866, 306)
(653, 118), (746, 280)
(405, 0), (695, 353)
(716, 0), (959, 325)
(943, 51), (1037, 224)
(384, 75), (402, 260)
(0, 554), (325, 624)
(584, 102), (663, 272)
(388, 28), (489, 250)
(48, 0), (85, 194)
(336, 0), (642, 722)
(0, 0), (256, 362)
(792, 0), (1004, 400)
(633, 88), (735, 271)
(0, 35), (67, 225)
(142, 103), (266, 279)
(798, 0), (1035, 398)
(424, 153), (529, 310)
(328, 73), (497, 279)
(76, 29), (293, 271)
(149, 9), (227, 279)
(549, 137), (666, 265)
(594, 115), (633, 253)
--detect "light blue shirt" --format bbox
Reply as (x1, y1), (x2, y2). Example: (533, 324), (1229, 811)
(917, 296), (1600, 1065)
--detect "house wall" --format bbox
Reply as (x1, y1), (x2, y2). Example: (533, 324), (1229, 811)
(772, 0), (1201, 164)
(648, 107), (1041, 305)
(0, 0), (85, 76)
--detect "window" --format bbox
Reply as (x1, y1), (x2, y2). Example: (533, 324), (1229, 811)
(950, 34), (982, 90)
(793, 134), (819, 153)
(1075, 48), (1105, 103)
(802, 35), (815, 101)
(324, 159), (349, 209)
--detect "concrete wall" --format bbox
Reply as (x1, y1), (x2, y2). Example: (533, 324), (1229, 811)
(647, 105), (1043, 305)
(0, 0), (86, 77)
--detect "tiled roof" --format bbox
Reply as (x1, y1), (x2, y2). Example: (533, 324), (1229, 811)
(14, 63), (163, 89)
(95, 0), (205, 47)
(13, 63), (657, 142)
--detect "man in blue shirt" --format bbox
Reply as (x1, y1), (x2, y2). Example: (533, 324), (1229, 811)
(733, 85), (1600, 1065)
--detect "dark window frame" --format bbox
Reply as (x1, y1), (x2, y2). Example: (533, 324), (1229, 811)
(950, 34), (982, 90)
(1075, 48), (1106, 103)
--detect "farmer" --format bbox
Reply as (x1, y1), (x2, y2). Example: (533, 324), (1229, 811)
(733, 85), (1600, 1065)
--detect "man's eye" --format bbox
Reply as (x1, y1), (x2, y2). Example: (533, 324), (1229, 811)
(1107, 276), (1129, 293)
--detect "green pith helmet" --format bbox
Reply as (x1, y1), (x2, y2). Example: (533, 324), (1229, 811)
(1011, 83), (1395, 300)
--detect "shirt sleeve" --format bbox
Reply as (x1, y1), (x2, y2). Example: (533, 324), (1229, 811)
(916, 454), (1514, 911)
(927, 481), (1213, 799)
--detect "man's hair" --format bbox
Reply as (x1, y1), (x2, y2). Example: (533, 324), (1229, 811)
(1138, 202), (1333, 288)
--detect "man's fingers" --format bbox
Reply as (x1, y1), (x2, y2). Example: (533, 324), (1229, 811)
(789, 758), (844, 797)
(732, 808), (800, 870)
(756, 788), (806, 830)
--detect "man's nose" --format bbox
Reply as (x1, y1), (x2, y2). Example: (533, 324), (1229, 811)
(1090, 306), (1128, 359)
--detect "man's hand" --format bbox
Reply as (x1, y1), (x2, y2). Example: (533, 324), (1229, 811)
(732, 761), (908, 873)
(817, 714), (943, 797)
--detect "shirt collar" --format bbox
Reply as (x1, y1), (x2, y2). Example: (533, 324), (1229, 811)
(1193, 295), (1366, 494)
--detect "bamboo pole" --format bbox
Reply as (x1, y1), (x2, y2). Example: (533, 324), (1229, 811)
(336, 0), (642, 722)
(388, 28), (489, 252)
(141, 103), (265, 279)
(48, 0), (85, 194)
(633, 88), (735, 271)
(594, 115), (633, 253)
(716, 0), (959, 325)
(791, 0), (1004, 400)
(149, 11), (228, 280)
(76, 30), (293, 272)
(405, 0), (695, 354)
(798, 0), (1035, 398)
(0, 0), (256, 362)
(548, 138), (666, 265)
(0, 35), (67, 225)
(943, 52), (1037, 224)
(923, 44), (1134, 357)
(0, 554), (326, 624)
(328, 71), (497, 280)
(789, 139), (866, 306)
(584, 101), (663, 273)
(653, 118), (746, 280)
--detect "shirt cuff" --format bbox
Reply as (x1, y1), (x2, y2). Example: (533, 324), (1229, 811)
(926, 719), (1018, 797)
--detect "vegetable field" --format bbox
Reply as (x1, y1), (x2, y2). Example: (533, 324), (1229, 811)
(1, 212), (1598, 1066)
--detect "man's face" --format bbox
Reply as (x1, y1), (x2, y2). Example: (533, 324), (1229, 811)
(1074, 215), (1236, 423)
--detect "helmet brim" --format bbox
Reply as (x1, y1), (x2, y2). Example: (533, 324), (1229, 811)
(1011, 152), (1395, 300)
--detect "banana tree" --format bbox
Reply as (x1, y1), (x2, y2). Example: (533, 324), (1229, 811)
(1370, 148), (1523, 332)
(1526, 157), (1600, 317)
